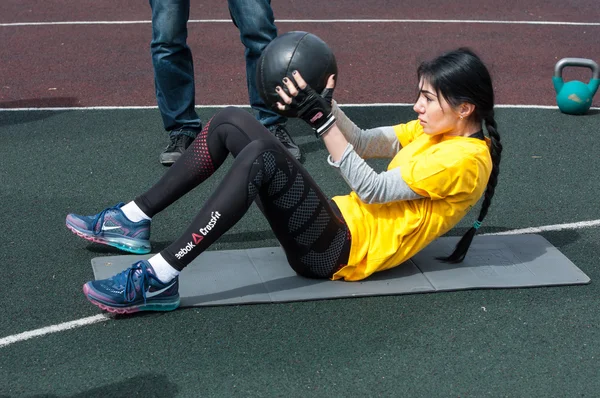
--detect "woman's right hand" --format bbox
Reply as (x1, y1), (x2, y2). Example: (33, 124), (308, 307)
(275, 72), (337, 137)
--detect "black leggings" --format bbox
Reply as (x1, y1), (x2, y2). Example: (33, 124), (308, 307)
(135, 107), (350, 278)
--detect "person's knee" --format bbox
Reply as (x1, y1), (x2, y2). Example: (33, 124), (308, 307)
(212, 106), (262, 130)
(207, 107), (277, 158)
(231, 3), (276, 53)
(240, 27), (277, 54)
(151, 2), (189, 45)
(215, 106), (247, 121)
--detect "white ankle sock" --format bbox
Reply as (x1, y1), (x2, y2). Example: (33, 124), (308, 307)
(121, 201), (151, 222)
(148, 253), (180, 283)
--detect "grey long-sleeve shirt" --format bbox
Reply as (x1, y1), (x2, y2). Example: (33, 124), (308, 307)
(327, 102), (424, 204)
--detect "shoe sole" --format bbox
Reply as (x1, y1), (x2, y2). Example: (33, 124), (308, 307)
(160, 159), (176, 167)
(159, 153), (180, 166)
(66, 221), (151, 255)
(83, 284), (180, 314)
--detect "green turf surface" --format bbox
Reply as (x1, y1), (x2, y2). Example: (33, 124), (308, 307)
(1, 107), (599, 397)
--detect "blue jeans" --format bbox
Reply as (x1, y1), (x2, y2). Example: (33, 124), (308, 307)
(149, 0), (286, 136)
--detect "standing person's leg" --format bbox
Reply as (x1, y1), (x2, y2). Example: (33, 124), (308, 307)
(150, 0), (202, 166)
(227, 0), (301, 160)
(80, 108), (350, 313)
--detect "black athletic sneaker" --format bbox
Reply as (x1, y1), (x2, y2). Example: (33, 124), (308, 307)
(269, 124), (301, 160)
(159, 132), (196, 166)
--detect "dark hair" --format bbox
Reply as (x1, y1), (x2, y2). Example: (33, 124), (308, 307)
(417, 48), (503, 263)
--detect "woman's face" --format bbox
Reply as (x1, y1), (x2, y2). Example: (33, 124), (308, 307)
(413, 78), (460, 136)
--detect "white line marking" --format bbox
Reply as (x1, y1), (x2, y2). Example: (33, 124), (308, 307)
(482, 219), (600, 236)
(0, 104), (598, 112)
(1, 19), (599, 27)
(0, 314), (109, 348)
(0, 219), (599, 348)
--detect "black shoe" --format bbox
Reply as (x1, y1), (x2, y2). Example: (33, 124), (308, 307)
(159, 133), (196, 166)
(269, 124), (301, 160)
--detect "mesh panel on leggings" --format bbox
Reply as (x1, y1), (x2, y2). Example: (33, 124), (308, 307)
(252, 168), (264, 186)
(256, 152), (349, 279)
(184, 118), (215, 179)
(246, 162), (263, 203)
(288, 189), (319, 233)
(263, 152), (277, 181)
(268, 169), (288, 197)
(294, 205), (329, 246)
(300, 228), (348, 278)
(247, 179), (258, 201)
(273, 172), (304, 209)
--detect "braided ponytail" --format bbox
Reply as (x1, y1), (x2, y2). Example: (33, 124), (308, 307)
(439, 114), (503, 263)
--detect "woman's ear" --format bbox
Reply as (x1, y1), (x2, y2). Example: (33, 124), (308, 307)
(459, 103), (476, 119)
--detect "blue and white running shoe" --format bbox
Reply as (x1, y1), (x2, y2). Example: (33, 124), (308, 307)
(66, 203), (151, 254)
(83, 260), (180, 314)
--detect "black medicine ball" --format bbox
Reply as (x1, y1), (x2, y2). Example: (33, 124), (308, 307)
(256, 31), (338, 117)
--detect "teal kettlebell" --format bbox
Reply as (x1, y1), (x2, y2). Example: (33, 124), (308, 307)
(553, 58), (600, 115)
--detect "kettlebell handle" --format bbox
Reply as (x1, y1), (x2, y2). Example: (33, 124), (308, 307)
(554, 58), (600, 79)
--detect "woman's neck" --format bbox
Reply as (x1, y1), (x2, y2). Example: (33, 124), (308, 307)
(447, 121), (481, 137)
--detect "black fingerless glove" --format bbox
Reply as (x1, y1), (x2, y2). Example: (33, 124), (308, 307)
(293, 85), (336, 138)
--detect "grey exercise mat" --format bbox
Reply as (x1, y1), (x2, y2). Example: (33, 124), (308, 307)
(91, 234), (590, 307)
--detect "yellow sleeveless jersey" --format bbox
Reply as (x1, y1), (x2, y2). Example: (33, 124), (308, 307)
(331, 120), (493, 281)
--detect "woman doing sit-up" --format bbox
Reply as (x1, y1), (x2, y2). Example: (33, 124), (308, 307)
(66, 48), (502, 314)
